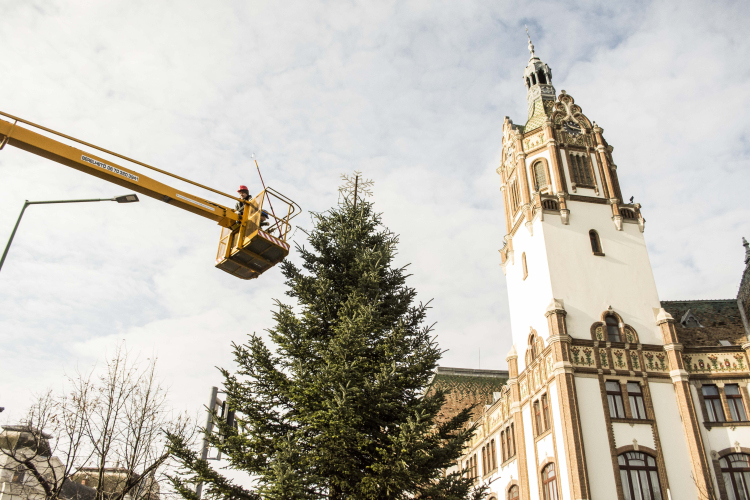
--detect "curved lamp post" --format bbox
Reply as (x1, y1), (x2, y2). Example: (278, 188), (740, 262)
(0, 194), (139, 272)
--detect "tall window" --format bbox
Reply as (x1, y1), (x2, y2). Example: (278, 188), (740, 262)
(509, 423), (516, 457)
(481, 446), (487, 476)
(542, 393), (550, 430)
(11, 465), (25, 484)
(569, 153), (594, 186)
(541, 463), (559, 500)
(500, 430), (507, 462)
(509, 485), (520, 500)
(726, 385), (748, 422)
(534, 400), (543, 436)
(509, 178), (521, 214)
(721, 453), (750, 500)
(533, 161), (547, 191)
(589, 230), (603, 255)
(627, 382), (647, 419)
(522, 252), (528, 280)
(618, 452), (663, 500)
(605, 315), (620, 342)
(703, 385), (726, 422)
(606, 381), (626, 419)
(490, 439), (497, 470)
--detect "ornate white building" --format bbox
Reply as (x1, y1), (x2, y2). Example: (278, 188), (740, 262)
(456, 37), (750, 500)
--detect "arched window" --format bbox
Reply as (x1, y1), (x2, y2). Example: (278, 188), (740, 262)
(533, 400), (542, 436)
(490, 439), (497, 470)
(605, 316), (621, 342)
(508, 485), (520, 500)
(500, 430), (507, 462)
(522, 252), (528, 280)
(531, 73), (537, 85)
(509, 423), (516, 456)
(526, 77), (531, 88)
(618, 452), (663, 500)
(538, 70), (547, 84)
(721, 453), (750, 500)
(533, 161), (547, 191)
(528, 335), (537, 360)
(541, 463), (559, 500)
(589, 230), (603, 255)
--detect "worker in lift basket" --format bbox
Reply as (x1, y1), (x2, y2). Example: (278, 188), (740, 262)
(236, 185), (271, 231)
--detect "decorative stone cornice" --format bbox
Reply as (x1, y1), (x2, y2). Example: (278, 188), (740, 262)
(545, 298), (566, 317)
(742, 342), (750, 351)
(547, 334), (572, 344)
(552, 361), (574, 376)
(663, 343), (683, 352)
(656, 308), (675, 325)
(670, 369), (690, 383)
(509, 402), (521, 414)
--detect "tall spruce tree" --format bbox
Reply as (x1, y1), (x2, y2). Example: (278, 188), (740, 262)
(167, 186), (486, 500)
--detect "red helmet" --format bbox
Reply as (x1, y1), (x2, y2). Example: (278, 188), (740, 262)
(237, 185), (249, 193)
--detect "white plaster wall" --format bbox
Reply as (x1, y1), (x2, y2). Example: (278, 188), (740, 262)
(505, 214), (554, 372)
(611, 422), (655, 449)
(548, 381), (571, 500)
(522, 405), (540, 497)
(575, 376), (617, 498)
(494, 458), (519, 497)
(650, 381), (698, 500)
(536, 433), (555, 466)
(541, 200), (662, 343)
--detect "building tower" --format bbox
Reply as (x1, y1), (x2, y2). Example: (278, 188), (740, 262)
(455, 36), (724, 500)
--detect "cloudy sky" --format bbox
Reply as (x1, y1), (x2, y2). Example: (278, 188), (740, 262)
(1, 0), (749, 425)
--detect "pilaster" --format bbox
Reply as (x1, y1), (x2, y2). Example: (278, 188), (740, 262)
(545, 300), (591, 500)
(507, 350), (531, 500)
(656, 308), (715, 498)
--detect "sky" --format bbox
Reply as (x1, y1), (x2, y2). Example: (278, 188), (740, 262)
(1, 0), (750, 429)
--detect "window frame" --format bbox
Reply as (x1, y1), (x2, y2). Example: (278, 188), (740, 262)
(532, 161), (548, 192)
(702, 384), (726, 423)
(725, 384), (748, 422)
(542, 393), (550, 431)
(534, 400), (543, 436)
(541, 463), (559, 500)
(589, 230), (604, 256)
(490, 438), (497, 470)
(618, 452), (663, 500)
(509, 423), (516, 457)
(627, 382), (648, 420)
(508, 485), (520, 500)
(568, 152), (595, 188)
(720, 453), (750, 500)
(606, 380), (627, 419)
(500, 430), (507, 463)
(605, 315), (620, 342)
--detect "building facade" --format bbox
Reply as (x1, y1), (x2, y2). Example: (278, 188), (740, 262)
(456, 38), (750, 500)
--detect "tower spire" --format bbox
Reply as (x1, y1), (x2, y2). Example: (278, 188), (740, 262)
(525, 25), (535, 59)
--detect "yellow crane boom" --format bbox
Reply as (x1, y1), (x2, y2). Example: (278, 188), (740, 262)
(0, 111), (299, 280)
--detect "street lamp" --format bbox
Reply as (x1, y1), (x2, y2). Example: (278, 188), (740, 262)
(0, 194), (140, 272)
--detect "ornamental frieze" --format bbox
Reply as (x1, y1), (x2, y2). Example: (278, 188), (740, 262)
(683, 353), (748, 374)
(642, 351), (668, 372)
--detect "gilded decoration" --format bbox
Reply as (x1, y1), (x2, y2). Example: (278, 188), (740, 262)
(683, 353), (748, 374)
(524, 132), (545, 151)
(612, 349), (627, 369)
(630, 351), (641, 371)
(643, 351), (668, 372)
(570, 346), (595, 367)
(600, 349), (609, 368)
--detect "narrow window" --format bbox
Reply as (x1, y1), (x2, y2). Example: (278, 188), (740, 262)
(542, 393), (550, 430)
(619, 452), (663, 500)
(490, 439), (497, 470)
(531, 73), (537, 85)
(702, 385), (726, 422)
(606, 381), (626, 418)
(538, 70), (547, 85)
(11, 466), (25, 484)
(589, 230), (603, 255)
(510, 423), (516, 456)
(726, 384), (747, 421)
(509, 485), (520, 500)
(509, 178), (522, 215)
(721, 453), (750, 500)
(541, 463), (559, 500)
(580, 155), (593, 185)
(605, 315), (620, 342)
(522, 252), (528, 280)
(500, 431), (507, 462)
(533, 161), (547, 191)
(627, 382), (647, 419)
(534, 400), (542, 435)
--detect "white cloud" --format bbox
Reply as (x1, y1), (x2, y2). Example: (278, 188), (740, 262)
(1, 0), (749, 434)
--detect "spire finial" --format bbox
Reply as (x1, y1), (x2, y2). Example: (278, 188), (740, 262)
(743, 237), (749, 265)
(525, 25), (535, 57)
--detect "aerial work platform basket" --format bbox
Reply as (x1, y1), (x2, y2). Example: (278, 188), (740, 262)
(215, 188), (299, 280)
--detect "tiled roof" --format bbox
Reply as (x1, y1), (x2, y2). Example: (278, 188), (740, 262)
(523, 99), (554, 134)
(426, 367), (507, 422)
(661, 299), (747, 347)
